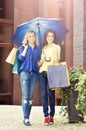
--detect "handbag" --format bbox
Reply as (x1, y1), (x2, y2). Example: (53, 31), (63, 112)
(47, 62), (70, 89)
(12, 50), (20, 74)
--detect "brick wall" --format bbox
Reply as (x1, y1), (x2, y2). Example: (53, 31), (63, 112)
(73, 0), (84, 67)
(83, 0), (86, 69)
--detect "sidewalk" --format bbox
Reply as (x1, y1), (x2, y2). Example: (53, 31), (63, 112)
(0, 105), (86, 130)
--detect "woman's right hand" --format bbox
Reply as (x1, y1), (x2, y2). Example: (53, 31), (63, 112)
(23, 44), (28, 50)
(21, 44), (28, 56)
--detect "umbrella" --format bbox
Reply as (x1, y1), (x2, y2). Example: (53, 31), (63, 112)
(12, 17), (69, 47)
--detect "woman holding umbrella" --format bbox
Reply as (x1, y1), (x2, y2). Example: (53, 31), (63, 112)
(38, 29), (61, 125)
(17, 31), (41, 126)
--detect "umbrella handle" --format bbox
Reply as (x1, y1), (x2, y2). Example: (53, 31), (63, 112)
(45, 57), (51, 62)
(42, 50), (51, 62)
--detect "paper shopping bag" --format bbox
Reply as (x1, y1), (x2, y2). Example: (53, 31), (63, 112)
(12, 50), (20, 74)
(5, 47), (18, 65)
(47, 62), (70, 89)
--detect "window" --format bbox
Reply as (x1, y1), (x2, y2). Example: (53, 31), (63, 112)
(0, 0), (4, 18)
(0, 21), (13, 43)
(58, 0), (65, 23)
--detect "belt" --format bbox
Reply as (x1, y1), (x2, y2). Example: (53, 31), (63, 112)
(42, 71), (47, 74)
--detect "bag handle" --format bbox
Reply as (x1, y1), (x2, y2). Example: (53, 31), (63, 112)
(52, 59), (61, 66)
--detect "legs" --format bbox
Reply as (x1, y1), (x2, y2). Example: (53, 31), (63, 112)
(49, 89), (55, 124)
(49, 89), (55, 117)
(39, 72), (55, 125)
(20, 71), (37, 125)
(39, 72), (49, 117)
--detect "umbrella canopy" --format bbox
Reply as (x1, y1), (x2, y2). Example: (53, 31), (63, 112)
(12, 17), (69, 47)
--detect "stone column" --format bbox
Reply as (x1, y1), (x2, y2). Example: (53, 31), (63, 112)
(73, 0), (84, 67)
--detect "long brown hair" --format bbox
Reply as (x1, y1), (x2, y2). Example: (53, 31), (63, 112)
(43, 29), (58, 47)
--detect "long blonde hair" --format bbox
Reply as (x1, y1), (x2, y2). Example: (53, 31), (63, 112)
(22, 31), (39, 46)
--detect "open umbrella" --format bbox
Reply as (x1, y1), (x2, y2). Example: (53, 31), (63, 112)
(12, 17), (69, 47)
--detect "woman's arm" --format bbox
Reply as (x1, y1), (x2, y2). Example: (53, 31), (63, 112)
(17, 45), (28, 61)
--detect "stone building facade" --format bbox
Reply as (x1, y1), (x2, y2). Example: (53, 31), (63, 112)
(73, 0), (86, 69)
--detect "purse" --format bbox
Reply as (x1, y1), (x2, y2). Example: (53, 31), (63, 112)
(12, 50), (20, 74)
(47, 62), (70, 89)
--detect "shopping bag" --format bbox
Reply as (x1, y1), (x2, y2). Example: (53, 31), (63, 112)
(12, 50), (20, 74)
(5, 47), (18, 65)
(47, 62), (70, 89)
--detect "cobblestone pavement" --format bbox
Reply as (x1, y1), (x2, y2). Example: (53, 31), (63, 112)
(0, 105), (86, 130)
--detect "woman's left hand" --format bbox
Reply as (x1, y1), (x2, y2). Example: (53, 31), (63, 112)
(38, 60), (43, 67)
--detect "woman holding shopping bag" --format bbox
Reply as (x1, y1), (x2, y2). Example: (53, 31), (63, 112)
(38, 29), (61, 125)
(17, 31), (41, 126)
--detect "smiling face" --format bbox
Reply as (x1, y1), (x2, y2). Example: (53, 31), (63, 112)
(46, 32), (55, 44)
(27, 32), (36, 44)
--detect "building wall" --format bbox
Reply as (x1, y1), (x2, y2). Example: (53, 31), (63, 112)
(64, 0), (73, 65)
(83, 0), (86, 69)
(0, 0), (13, 104)
(13, 0), (39, 31)
(73, 0), (84, 67)
(38, 0), (59, 17)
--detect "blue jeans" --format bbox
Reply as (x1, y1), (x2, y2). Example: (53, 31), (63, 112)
(39, 72), (55, 117)
(20, 71), (37, 119)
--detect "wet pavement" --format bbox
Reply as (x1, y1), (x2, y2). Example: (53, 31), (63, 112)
(0, 105), (86, 130)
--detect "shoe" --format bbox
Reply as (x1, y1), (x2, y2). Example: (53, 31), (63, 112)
(44, 117), (49, 125)
(49, 116), (54, 124)
(23, 119), (31, 126)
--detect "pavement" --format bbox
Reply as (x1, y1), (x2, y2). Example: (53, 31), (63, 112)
(0, 105), (86, 130)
